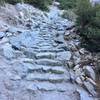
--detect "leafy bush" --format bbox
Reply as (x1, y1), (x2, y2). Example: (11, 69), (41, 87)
(25, 0), (52, 10)
(76, 0), (100, 52)
(62, 10), (77, 22)
(0, 0), (23, 4)
(57, 0), (77, 10)
(0, 0), (52, 10)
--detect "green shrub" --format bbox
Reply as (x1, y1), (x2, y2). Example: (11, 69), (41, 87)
(57, 0), (77, 10)
(25, 0), (52, 11)
(62, 10), (77, 22)
(76, 0), (100, 52)
(0, 0), (53, 10)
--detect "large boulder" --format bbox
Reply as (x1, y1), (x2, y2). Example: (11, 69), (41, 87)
(2, 43), (15, 59)
(9, 31), (38, 49)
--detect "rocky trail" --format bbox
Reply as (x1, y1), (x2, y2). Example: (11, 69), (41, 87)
(0, 3), (98, 100)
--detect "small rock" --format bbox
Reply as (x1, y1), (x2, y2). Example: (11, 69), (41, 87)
(84, 66), (95, 80)
(75, 77), (83, 86)
(36, 82), (56, 91)
(73, 56), (81, 65)
(69, 70), (75, 82)
(10, 75), (21, 80)
(36, 59), (62, 66)
(0, 37), (9, 45)
(67, 61), (74, 68)
(86, 77), (96, 86)
(0, 32), (5, 39)
(75, 68), (83, 77)
(23, 48), (36, 59)
(52, 42), (58, 47)
(27, 84), (37, 92)
(74, 64), (80, 71)
(57, 51), (72, 61)
(4, 79), (20, 90)
(36, 52), (56, 59)
(83, 81), (96, 96)
(80, 76), (86, 81)
(2, 43), (15, 59)
(54, 35), (64, 44)
(6, 32), (13, 37)
(7, 27), (18, 33)
(64, 31), (70, 36)
(79, 48), (85, 55)
(53, 2), (60, 6)
(9, 36), (21, 50)
(77, 89), (94, 100)
(20, 58), (34, 63)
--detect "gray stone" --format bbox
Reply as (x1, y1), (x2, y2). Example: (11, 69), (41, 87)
(27, 64), (65, 74)
(64, 31), (70, 36)
(54, 35), (64, 44)
(48, 74), (67, 82)
(26, 73), (50, 81)
(36, 52), (56, 59)
(75, 68), (83, 77)
(0, 32), (5, 38)
(67, 61), (74, 68)
(23, 48), (36, 59)
(84, 66), (95, 80)
(83, 81), (96, 96)
(79, 48), (85, 55)
(77, 89), (94, 100)
(35, 59), (62, 66)
(9, 36), (21, 49)
(75, 77), (83, 86)
(27, 84), (37, 91)
(36, 82), (56, 91)
(57, 51), (72, 61)
(10, 31), (38, 49)
(2, 43), (15, 59)
(73, 56), (81, 65)
(10, 75), (21, 80)
(48, 67), (65, 74)
(8, 27), (18, 33)
(26, 73), (68, 83)
(27, 82), (71, 92)
(69, 70), (75, 82)
(6, 32), (13, 37)
(0, 37), (9, 44)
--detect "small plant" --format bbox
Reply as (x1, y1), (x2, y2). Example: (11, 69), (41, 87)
(62, 10), (77, 22)
(25, 0), (52, 11)
(76, 0), (100, 52)
(0, 0), (53, 10)
(57, 0), (77, 10)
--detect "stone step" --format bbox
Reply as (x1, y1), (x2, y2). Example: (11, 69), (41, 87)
(28, 65), (65, 74)
(38, 44), (51, 47)
(38, 46), (53, 49)
(36, 52), (56, 59)
(27, 82), (73, 92)
(33, 49), (64, 53)
(35, 59), (62, 66)
(26, 73), (70, 83)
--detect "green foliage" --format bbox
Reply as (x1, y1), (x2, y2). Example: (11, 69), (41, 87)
(76, 0), (100, 52)
(0, 0), (23, 4)
(25, 0), (52, 11)
(57, 0), (77, 10)
(0, 0), (52, 10)
(62, 10), (77, 22)
(0, 0), (5, 5)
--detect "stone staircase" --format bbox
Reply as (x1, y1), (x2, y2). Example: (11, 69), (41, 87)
(24, 35), (71, 91)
